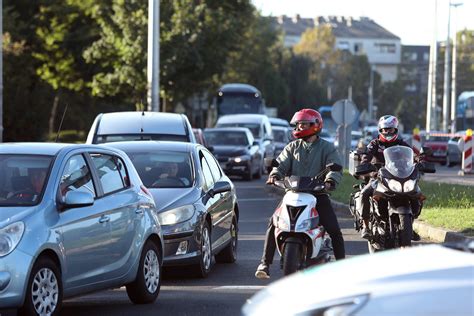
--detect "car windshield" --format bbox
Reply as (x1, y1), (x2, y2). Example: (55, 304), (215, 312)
(204, 131), (250, 146)
(217, 123), (261, 138)
(127, 151), (193, 188)
(422, 135), (450, 142)
(217, 93), (262, 115)
(0, 155), (53, 206)
(383, 146), (415, 178)
(96, 134), (189, 144)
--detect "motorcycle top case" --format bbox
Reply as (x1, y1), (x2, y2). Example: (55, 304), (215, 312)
(348, 151), (362, 177)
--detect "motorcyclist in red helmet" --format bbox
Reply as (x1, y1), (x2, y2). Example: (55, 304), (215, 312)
(255, 109), (345, 279)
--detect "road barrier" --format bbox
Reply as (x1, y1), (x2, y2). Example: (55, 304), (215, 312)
(459, 129), (473, 175)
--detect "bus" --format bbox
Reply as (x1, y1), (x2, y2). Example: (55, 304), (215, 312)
(207, 83), (266, 126)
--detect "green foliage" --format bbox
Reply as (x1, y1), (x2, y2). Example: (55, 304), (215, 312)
(46, 130), (87, 143)
(419, 208), (474, 236)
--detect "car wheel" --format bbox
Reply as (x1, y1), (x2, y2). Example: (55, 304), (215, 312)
(19, 256), (62, 316)
(447, 155), (455, 167)
(193, 221), (212, 278)
(215, 216), (238, 263)
(126, 240), (162, 304)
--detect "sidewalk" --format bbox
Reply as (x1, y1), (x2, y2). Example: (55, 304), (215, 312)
(331, 200), (473, 243)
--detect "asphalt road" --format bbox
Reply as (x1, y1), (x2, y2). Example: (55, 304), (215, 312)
(422, 164), (474, 186)
(58, 177), (423, 316)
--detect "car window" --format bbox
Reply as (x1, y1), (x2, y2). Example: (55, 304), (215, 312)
(95, 134), (189, 144)
(200, 153), (214, 191)
(59, 154), (96, 199)
(126, 151), (193, 188)
(202, 150), (222, 181)
(90, 153), (128, 195)
(0, 154), (53, 206)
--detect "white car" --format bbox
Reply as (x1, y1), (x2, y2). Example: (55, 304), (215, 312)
(242, 241), (474, 316)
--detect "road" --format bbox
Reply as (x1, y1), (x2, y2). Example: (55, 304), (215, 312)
(422, 164), (474, 186)
(59, 177), (425, 316)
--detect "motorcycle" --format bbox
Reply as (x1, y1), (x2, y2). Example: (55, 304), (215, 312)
(266, 159), (343, 275)
(349, 146), (435, 253)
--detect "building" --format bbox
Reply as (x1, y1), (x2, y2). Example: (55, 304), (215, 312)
(400, 45), (429, 99)
(271, 15), (401, 82)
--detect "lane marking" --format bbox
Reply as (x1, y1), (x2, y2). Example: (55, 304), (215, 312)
(212, 286), (266, 291)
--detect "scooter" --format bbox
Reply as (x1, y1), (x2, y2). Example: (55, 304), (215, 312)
(266, 159), (342, 275)
(349, 146), (435, 253)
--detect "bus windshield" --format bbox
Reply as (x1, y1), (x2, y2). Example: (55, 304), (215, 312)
(217, 93), (263, 116)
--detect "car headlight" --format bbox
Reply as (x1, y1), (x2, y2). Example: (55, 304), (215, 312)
(158, 205), (195, 225)
(0, 222), (25, 257)
(297, 217), (319, 231)
(233, 155), (251, 163)
(273, 215), (289, 230)
(387, 179), (402, 192)
(403, 179), (416, 192)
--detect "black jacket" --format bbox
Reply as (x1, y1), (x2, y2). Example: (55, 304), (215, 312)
(361, 138), (414, 165)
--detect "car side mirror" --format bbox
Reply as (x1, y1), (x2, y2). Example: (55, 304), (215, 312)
(252, 141), (259, 146)
(60, 191), (94, 209)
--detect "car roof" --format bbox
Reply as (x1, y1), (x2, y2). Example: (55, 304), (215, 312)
(219, 83), (261, 94)
(96, 112), (188, 136)
(103, 140), (198, 153)
(269, 117), (290, 126)
(205, 127), (250, 133)
(217, 114), (269, 124)
(0, 142), (79, 155)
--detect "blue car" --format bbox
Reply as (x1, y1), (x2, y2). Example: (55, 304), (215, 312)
(0, 143), (163, 315)
(105, 141), (239, 278)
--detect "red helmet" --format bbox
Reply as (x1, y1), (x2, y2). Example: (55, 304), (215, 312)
(290, 109), (323, 139)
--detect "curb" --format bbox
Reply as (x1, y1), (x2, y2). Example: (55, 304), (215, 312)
(330, 200), (473, 244)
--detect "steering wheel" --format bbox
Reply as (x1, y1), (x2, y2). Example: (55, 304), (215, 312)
(6, 188), (36, 201)
(151, 177), (186, 188)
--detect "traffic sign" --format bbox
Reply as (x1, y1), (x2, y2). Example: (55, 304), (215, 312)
(331, 99), (358, 125)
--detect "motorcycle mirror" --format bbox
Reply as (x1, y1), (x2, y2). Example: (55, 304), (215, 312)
(264, 157), (279, 168)
(355, 163), (376, 175)
(326, 163), (343, 172)
(420, 146), (433, 156)
(418, 162), (436, 173)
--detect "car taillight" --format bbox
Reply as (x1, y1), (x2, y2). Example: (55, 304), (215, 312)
(141, 185), (152, 198)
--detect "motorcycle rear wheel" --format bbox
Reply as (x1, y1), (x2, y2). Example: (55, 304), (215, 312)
(282, 243), (302, 275)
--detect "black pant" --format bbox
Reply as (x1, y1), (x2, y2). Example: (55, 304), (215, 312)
(261, 194), (345, 263)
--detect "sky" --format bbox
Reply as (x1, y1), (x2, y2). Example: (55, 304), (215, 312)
(252, 0), (474, 46)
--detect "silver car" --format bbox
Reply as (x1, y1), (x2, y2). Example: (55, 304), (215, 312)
(105, 141), (239, 278)
(0, 143), (163, 315)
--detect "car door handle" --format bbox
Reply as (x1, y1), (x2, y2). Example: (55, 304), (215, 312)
(99, 215), (110, 223)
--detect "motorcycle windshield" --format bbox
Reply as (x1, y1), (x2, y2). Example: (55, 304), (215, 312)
(383, 146), (415, 178)
(284, 176), (318, 190)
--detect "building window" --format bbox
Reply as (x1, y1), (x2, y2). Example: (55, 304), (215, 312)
(423, 52), (429, 61)
(375, 43), (396, 53)
(354, 42), (363, 54)
(337, 41), (350, 51)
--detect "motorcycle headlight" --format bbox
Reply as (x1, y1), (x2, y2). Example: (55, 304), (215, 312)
(387, 179), (402, 192)
(403, 179), (416, 192)
(297, 217), (319, 231)
(158, 205), (195, 225)
(0, 222), (25, 257)
(233, 155), (251, 163)
(273, 215), (289, 230)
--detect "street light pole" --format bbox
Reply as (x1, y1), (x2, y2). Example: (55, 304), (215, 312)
(441, 1), (452, 132)
(147, 0), (160, 112)
(426, 0), (438, 133)
(450, 2), (463, 133)
(0, 0), (3, 142)
(368, 65), (374, 122)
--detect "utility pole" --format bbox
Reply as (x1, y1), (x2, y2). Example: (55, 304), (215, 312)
(442, 1), (452, 132)
(450, 2), (463, 132)
(147, 0), (160, 112)
(0, 0), (3, 142)
(368, 65), (374, 122)
(426, 0), (438, 133)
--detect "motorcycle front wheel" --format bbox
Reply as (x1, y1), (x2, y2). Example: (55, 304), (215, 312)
(398, 213), (413, 247)
(282, 243), (302, 275)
